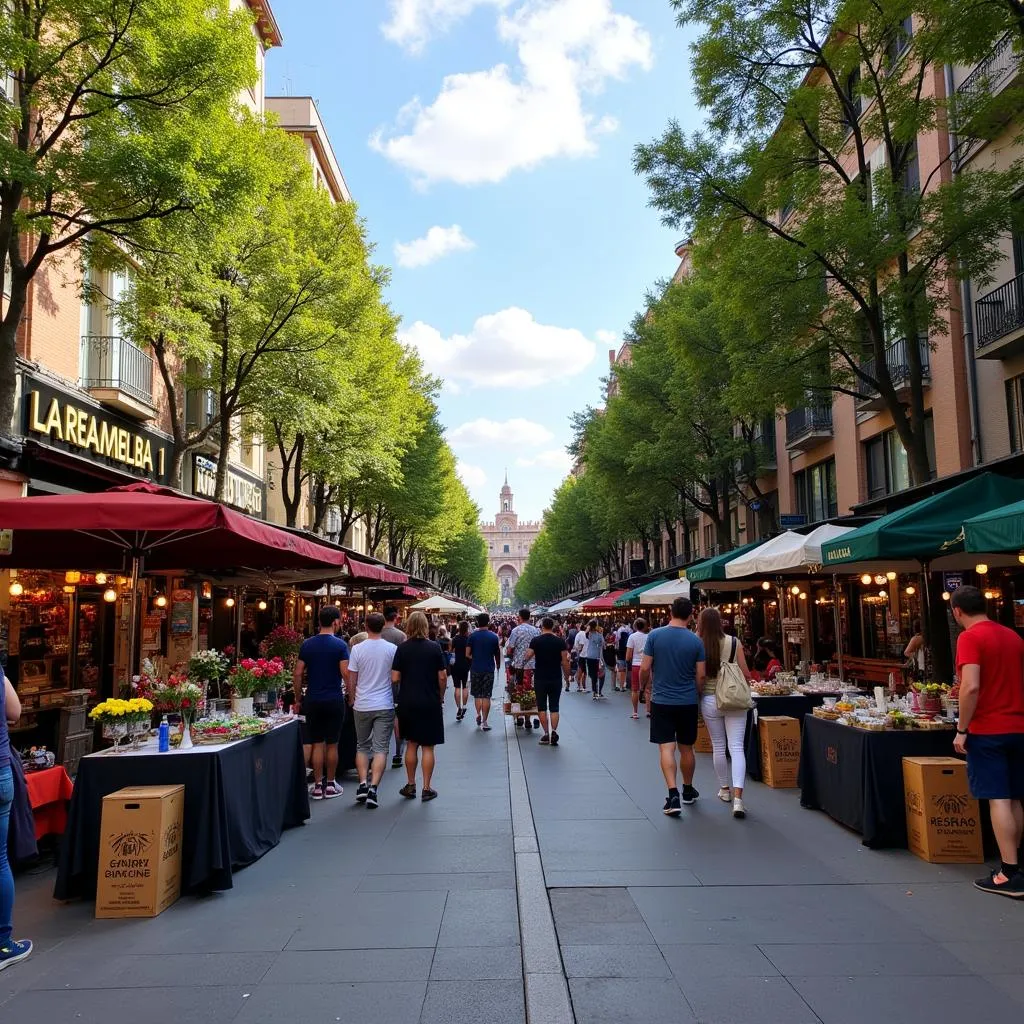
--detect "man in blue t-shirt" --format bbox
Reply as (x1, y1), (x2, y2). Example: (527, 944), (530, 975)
(640, 596), (706, 818)
(293, 606), (350, 800)
(466, 612), (501, 731)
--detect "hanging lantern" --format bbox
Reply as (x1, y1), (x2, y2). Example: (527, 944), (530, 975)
(873, 574), (887, 585)
(790, 584), (800, 595)
(258, 600), (268, 611)
(878, 590), (887, 600)
(64, 570), (81, 584)
(103, 588), (118, 603)
(225, 596), (235, 608)
(799, 592), (808, 600)
(304, 603), (312, 613)
(154, 595), (167, 608)
(8, 580), (23, 597)
(95, 572), (107, 585)
(885, 571), (897, 581)
(942, 591), (951, 601)
(761, 581), (771, 591)
(975, 563), (988, 576)
(860, 574), (872, 585)
(905, 585), (916, 595)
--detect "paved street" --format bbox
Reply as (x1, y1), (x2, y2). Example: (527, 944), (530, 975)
(3, 685), (1024, 1023)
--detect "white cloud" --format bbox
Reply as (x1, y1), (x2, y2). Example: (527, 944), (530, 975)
(400, 306), (596, 388)
(394, 225), (476, 268)
(515, 448), (574, 472)
(382, 0), (510, 53)
(371, 0), (653, 186)
(449, 418), (554, 447)
(595, 328), (618, 346)
(456, 460), (488, 488)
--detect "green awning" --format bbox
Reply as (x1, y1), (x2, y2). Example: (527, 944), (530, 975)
(964, 498), (1024, 553)
(614, 580), (663, 607)
(684, 539), (765, 583)
(821, 473), (1024, 566)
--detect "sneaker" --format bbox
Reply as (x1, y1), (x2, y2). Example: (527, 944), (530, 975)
(482, 722), (492, 731)
(663, 793), (682, 817)
(732, 797), (746, 820)
(681, 784), (699, 805)
(550, 731), (559, 746)
(392, 755), (403, 769)
(974, 869), (1024, 898)
(366, 786), (379, 809)
(631, 712), (639, 720)
(717, 787), (732, 803)
(305, 767), (314, 783)
(399, 783), (417, 799)
(311, 782), (325, 801)
(356, 782), (369, 804)
(323, 782), (342, 799)
(476, 712), (482, 725)
(0, 940), (32, 973)
(539, 734), (550, 745)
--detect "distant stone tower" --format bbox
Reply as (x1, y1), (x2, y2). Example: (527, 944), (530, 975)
(480, 472), (540, 605)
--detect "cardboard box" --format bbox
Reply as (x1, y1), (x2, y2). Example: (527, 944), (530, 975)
(694, 713), (712, 753)
(902, 757), (983, 864)
(759, 716), (801, 788)
(96, 785), (184, 918)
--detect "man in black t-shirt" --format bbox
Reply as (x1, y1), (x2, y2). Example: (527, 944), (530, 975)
(527, 617), (570, 746)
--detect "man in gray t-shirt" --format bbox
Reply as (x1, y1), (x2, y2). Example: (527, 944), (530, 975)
(381, 606), (407, 766)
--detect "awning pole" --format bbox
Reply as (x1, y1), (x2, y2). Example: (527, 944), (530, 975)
(832, 573), (844, 681)
(776, 581), (791, 670)
(124, 553), (143, 693)
(235, 586), (245, 657)
(920, 560), (933, 678)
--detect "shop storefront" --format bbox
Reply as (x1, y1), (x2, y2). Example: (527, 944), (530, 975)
(188, 453), (266, 520)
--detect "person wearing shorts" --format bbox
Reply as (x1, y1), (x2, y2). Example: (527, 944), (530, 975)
(466, 613), (501, 730)
(615, 621), (631, 691)
(626, 618), (648, 720)
(347, 612), (398, 809)
(952, 585), (1024, 898)
(451, 620), (472, 721)
(293, 606), (350, 801)
(528, 618), (570, 746)
(640, 597), (705, 818)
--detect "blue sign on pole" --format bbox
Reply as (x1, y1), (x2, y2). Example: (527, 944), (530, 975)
(779, 514), (807, 529)
(942, 572), (964, 593)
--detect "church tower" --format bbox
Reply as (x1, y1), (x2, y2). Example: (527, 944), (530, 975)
(496, 471), (517, 529)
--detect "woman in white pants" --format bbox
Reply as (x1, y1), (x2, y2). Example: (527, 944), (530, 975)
(697, 608), (753, 819)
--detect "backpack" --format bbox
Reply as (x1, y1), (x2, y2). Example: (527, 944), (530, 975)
(715, 636), (753, 712)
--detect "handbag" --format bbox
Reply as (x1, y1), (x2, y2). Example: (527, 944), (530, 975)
(715, 636), (753, 711)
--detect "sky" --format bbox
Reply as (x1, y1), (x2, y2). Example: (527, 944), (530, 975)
(263, 0), (700, 521)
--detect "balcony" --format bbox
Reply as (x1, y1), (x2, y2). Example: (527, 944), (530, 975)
(976, 272), (1024, 358)
(856, 336), (931, 412)
(958, 33), (1020, 101)
(81, 335), (155, 418)
(785, 404), (833, 451)
(739, 418), (778, 475)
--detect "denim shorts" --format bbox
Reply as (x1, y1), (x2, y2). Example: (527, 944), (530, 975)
(966, 732), (1024, 800)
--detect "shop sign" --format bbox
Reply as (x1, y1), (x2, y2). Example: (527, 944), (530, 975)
(782, 616), (807, 644)
(779, 514), (807, 529)
(22, 376), (171, 481)
(170, 589), (194, 637)
(942, 572), (964, 593)
(192, 455), (265, 519)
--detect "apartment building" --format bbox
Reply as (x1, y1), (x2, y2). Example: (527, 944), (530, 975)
(659, 23), (1023, 568)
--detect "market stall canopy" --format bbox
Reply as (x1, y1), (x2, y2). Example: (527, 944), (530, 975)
(0, 483), (347, 573)
(725, 524), (856, 579)
(614, 581), (664, 607)
(683, 540), (764, 587)
(546, 599), (579, 613)
(578, 589), (628, 612)
(409, 595), (472, 614)
(640, 578), (691, 605)
(820, 473), (1024, 570)
(963, 498), (1024, 553)
(344, 556), (407, 585)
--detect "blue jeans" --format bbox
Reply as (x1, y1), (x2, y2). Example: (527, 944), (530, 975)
(0, 764), (13, 945)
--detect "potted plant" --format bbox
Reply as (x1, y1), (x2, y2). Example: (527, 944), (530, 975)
(90, 698), (152, 752)
(229, 657), (287, 716)
(259, 625), (303, 670)
(187, 649), (231, 699)
(150, 672), (205, 748)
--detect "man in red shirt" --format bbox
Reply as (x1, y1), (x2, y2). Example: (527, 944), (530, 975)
(952, 585), (1024, 898)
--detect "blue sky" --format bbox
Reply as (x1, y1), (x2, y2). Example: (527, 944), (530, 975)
(264, 0), (699, 521)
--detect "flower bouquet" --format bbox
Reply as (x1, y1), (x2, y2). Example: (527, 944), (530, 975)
(259, 625), (303, 669)
(90, 697), (153, 752)
(150, 671), (206, 749)
(187, 648), (231, 698)
(911, 681), (948, 715)
(229, 657), (287, 715)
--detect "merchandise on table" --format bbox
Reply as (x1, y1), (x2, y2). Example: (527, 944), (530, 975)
(189, 714), (274, 745)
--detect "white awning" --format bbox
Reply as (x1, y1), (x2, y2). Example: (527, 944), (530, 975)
(546, 599), (579, 613)
(409, 595), (473, 613)
(725, 524), (856, 579)
(639, 578), (691, 605)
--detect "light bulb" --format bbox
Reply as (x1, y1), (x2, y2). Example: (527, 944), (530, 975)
(861, 574), (872, 585)
(942, 591), (951, 601)
(367, 603), (374, 612)
(886, 571), (897, 581)
(8, 581), (23, 597)
(225, 596), (235, 608)
(304, 603), (312, 613)
(103, 588), (117, 603)
(1018, 552), (1024, 565)
(63, 585), (76, 594)
(799, 592), (808, 600)
(878, 590), (887, 599)
(874, 574), (887, 585)
(984, 590), (995, 600)
(155, 595), (167, 608)
(258, 600), (267, 611)
(790, 584), (801, 595)
(761, 581), (771, 591)
(905, 585), (916, 595)
(95, 572), (107, 585)
(975, 563), (988, 575)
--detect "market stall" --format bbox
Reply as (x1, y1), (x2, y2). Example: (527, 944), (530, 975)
(744, 693), (827, 783)
(54, 720), (308, 900)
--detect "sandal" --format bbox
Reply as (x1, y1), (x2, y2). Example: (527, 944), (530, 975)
(399, 783), (417, 799)
(631, 712), (639, 720)
(421, 788), (438, 802)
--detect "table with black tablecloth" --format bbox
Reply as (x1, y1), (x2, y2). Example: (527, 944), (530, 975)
(54, 720), (309, 900)
(744, 694), (826, 782)
(798, 715), (957, 848)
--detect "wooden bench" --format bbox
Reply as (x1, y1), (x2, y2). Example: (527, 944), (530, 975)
(831, 655), (903, 688)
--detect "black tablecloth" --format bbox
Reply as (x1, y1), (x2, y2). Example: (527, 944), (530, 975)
(798, 715), (957, 848)
(744, 695), (825, 783)
(54, 721), (309, 899)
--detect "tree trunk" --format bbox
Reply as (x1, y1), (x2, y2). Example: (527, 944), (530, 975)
(0, 290), (27, 438)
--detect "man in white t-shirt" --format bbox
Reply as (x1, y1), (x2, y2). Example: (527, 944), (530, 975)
(572, 627), (588, 692)
(347, 612), (397, 809)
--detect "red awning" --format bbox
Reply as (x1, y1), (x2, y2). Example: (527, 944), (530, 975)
(579, 589), (628, 611)
(345, 555), (407, 584)
(0, 483), (347, 573)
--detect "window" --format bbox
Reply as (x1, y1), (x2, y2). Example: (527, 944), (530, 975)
(900, 139), (920, 196)
(503, 544), (510, 554)
(885, 16), (913, 68)
(793, 458), (837, 523)
(703, 523), (715, 555)
(1007, 373), (1024, 452)
(864, 421), (936, 498)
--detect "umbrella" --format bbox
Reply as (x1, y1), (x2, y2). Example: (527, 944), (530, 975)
(640, 578), (691, 605)
(546, 599), (579, 613)
(409, 595), (472, 614)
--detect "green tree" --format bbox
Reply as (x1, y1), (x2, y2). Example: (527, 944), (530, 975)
(0, 0), (257, 435)
(637, 0), (1024, 485)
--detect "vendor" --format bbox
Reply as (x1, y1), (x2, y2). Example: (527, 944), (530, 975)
(903, 620), (926, 683)
(751, 638), (782, 681)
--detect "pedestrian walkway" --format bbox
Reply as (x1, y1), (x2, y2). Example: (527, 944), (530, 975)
(0, 698), (524, 1024)
(514, 690), (1024, 1024)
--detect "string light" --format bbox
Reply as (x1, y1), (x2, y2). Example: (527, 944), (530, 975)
(225, 596), (235, 608)
(975, 563), (988, 575)
(790, 585), (801, 595)
(905, 585), (916, 595)
(304, 603), (312, 613)
(258, 600), (268, 611)
(103, 588), (117, 603)
(8, 580), (23, 597)
(942, 591), (951, 602)
(878, 590), (888, 600)
(861, 574), (872, 585)
(95, 572), (107, 585)
(761, 581), (771, 591)
(154, 594), (167, 608)
(885, 571), (897, 581)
